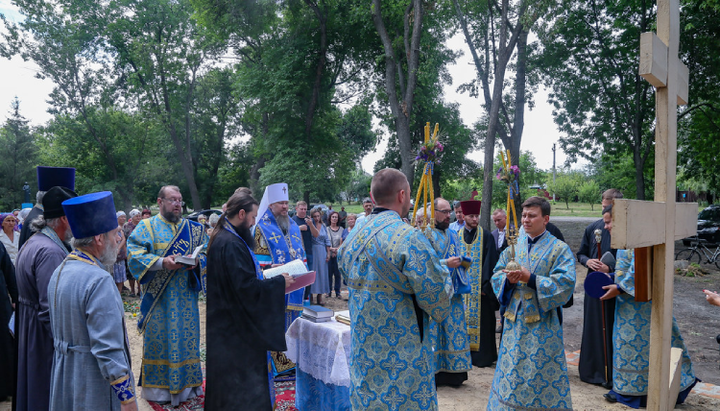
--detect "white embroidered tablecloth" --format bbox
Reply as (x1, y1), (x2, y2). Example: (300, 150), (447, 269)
(285, 316), (351, 387)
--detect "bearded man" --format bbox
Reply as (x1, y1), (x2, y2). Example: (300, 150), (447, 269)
(206, 188), (295, 410)
(48, 191), (138, 411)
(253, 183), (306, 376)
(459, 200), (499, 367)
(126, 185), (207, 407)
(15, 185), (77, 411)
(424, 198), (472, 386)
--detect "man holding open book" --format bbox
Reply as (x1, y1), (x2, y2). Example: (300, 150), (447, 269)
(205, 188), (295, 410)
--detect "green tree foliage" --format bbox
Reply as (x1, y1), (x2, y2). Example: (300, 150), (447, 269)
(38, 108), (170, 210)
(2, 0), (245, 210)
(193, 0), (377, 203)
(677, 1), (720, 198)
(0, 98), (38, 210)
(546, 172), (582, 209)
(577, 179), (600, 210)
(536, 0), (656, 200)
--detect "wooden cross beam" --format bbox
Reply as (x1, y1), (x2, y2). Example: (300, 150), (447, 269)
(609, 1), (694, 409)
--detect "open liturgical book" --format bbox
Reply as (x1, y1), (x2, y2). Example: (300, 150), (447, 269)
(176, 245), (204, 266)
(263, 258), (316, 294)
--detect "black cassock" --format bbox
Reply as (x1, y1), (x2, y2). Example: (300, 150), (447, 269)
(577, 218), (617, 385)
(0, 242), (18, 400)
(205, 226), (287, 411)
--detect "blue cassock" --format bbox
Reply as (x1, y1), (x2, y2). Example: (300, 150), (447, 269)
(126, 214), (207, 395)
(423, 227), (472, 375)
(610, 249), (697, 407)
(338, 211), (453, 410)
(488, 230), (576, 411)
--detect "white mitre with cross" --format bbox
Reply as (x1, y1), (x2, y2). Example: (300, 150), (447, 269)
(255, 182), (289, 226)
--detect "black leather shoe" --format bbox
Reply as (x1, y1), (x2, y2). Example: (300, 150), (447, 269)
(603, 392), (617, 403)
(601, 381), (613, 389)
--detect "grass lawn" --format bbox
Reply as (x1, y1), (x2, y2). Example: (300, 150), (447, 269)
(548, 202), (604, 217)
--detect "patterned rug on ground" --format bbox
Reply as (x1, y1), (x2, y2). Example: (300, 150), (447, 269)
(145, 380), (297, 410)
(146, 394), (205, 411)
(146, 381), (206, 411)
(275, 380), (298, 411)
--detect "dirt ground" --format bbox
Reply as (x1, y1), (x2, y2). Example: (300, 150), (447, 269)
(4, 216), (719, 410)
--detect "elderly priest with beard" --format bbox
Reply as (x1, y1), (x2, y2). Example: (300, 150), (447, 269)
(206, 188), (295, 410)
(47, 191), (137, 411)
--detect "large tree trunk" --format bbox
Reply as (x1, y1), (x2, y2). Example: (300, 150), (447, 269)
(371, 0), (423, 185)
(304, 0), (328, 140)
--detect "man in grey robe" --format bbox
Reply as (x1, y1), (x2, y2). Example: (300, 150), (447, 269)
(48, 191), (138, 411)
(14, 186), (76, 411)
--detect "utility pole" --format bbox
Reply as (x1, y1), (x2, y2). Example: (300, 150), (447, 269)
(553, 143), (555, 201)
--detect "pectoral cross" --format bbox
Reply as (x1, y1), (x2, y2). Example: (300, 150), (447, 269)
(611, 1), (694, 409)
(269, 232), (282, 244)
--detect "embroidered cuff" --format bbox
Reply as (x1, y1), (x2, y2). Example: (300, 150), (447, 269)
(110, 374), (135, 405)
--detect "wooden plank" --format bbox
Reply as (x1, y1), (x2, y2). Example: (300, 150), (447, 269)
(647, 0), (681, 408)
(639, 32), (668, 88)
(610, 199), (666, 249)
(667, 347), (683, 406)
(674, 202), (698, 240)
(677, 62), (689, 105)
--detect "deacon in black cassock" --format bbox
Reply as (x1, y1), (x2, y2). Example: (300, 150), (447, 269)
(577, 189), (623, 386)
(205, 188), (295, 411)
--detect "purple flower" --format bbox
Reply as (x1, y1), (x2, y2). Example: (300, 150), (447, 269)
(510, 165), (520, 175)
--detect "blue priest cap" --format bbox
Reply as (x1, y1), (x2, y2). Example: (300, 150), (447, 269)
(62, 191), (118, 239)
(37, 166), (76, 191)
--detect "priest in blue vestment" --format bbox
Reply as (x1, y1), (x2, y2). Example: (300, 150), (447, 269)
(488, 196), (576, 410)
(252, 183), (306, 376)
(422, 198), (472, 387)
(598, 205), (698, 408)
(48, 191), (137, 410)
(339, 168), (454, 410)
(126, 185), (207, 407)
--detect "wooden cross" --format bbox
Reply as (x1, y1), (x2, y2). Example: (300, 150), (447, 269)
(611, 1), (695, 409)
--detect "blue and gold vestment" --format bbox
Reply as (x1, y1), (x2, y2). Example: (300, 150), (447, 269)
(339, 211), (453, 410)
(423, 227), (472, 376)
(488, 231), (576, 410)
(610, 250), (697, 405)
(127, 214), (207, 395)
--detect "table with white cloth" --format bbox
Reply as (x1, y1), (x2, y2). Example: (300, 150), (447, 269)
(285, 316), (351, 411)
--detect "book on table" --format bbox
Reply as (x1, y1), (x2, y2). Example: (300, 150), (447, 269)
(303, 305), (334, 318)
(300, 314), (333, 323)
(263, 259), (316, 294)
